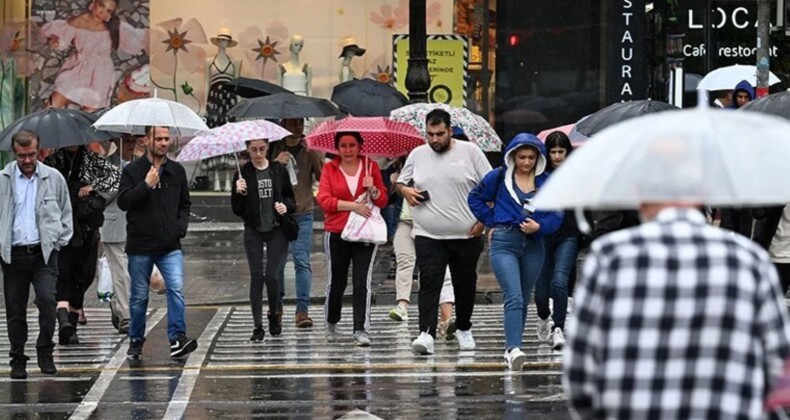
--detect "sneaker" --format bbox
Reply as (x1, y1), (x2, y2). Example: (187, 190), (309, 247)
(127, 339), (144, 360)
(9, 359), (26, 379)
(412, 332), (435, 355)
(118, 319), (130, 335)
(438, 317), (456, 340)
(325, 323), (338, 343)
(504, 348), (527, 370)
(456, 329), (476, 350)
(537, 317), (552, 342)
(78, 309), (87, 325)
(388, 304), (408, 322)
(250, 328), (265, 342)
(353, 330), (371, 347)
(37, 353), (57, 375)
(295, 312), (314, 328)
(552, 328), (566, 350)
(170, 335), (198, 358)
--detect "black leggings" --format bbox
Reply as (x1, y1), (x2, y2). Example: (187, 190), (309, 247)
(56, 230), (99, 309)
(243, 226), (288, 328)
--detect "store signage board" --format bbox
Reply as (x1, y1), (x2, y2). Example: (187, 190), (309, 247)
(608, 0), (647, 103)
(392, 34), (469, 107)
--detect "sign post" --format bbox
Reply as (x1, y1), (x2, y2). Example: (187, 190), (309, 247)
(393, 34), (469, 108)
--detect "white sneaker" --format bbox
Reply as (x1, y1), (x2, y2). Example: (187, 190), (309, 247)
(412, 332), (434, 355)
(325, 323), (338, 343)
(388, 304), (408, 322)
(552, 328), (565, 350)
(537, 317), (552, 342)
(504, 348), (527, 370)
(455, 329), (476, 350)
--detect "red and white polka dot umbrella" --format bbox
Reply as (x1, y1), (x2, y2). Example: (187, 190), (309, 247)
(305, 116), (424, 158)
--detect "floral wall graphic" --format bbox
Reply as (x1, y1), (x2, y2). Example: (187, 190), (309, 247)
(238, 21), (289, 82)
(150, 17), (206, 112)
(30, 0), (150, 112)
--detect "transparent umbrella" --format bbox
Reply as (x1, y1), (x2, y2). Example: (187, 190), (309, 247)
(697, 64), (781, 91)
(92, 96), (209, 137)
(533, 108), (790, 210)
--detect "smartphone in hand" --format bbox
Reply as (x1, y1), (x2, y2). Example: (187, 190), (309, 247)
(417, 190), (431, 202)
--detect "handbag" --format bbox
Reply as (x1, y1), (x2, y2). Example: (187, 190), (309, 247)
(341, 192), (387, 245)
(281, 213), (299, 241)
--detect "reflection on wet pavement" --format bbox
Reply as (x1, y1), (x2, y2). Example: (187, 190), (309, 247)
(0, 305), (570, 419)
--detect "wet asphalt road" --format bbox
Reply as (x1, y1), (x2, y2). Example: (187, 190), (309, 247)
(0, 305), (570, 419)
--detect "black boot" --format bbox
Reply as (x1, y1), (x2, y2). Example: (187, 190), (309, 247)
(267, 313), (282, 337)
(57, 308), (73, 346)
(37, 351), (56, 375)
(67, 312), (80, 345)
(9, 358), (27, 380)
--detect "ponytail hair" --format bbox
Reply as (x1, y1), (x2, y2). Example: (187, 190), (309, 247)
(106, 15), (120, 51)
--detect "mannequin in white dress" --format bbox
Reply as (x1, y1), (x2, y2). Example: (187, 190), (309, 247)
(278, 35), (312, 97)
(338, 37), (366, 83)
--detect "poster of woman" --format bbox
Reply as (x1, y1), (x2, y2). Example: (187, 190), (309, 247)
(30, 0), (150, 111)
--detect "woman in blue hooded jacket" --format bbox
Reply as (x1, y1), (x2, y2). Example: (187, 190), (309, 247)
(468, 133), (562, 370)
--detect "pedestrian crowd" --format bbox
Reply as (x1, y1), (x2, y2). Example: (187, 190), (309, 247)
(2, 82), (790, 419)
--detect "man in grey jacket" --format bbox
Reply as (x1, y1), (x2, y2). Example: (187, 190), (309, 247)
(0, 130), (73, 379)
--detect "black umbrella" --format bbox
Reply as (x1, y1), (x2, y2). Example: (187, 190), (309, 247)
(0, 108), (118, 151)
(575, 100), (680, 137)
(739, 91), (790, 120)
(331, 79), (408, 117)
(222, 77), (293, 98)
(228, 93), (342, 120)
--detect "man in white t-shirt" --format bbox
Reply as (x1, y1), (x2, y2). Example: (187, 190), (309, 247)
(395, 109), (492, 355)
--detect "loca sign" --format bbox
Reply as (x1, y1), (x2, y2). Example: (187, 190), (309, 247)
(607, 0), (647, 103)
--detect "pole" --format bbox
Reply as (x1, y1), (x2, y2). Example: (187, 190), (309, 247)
(406, 0), (430, 103)
(756, 0), (771, 98)
(481, 0), (490, 118)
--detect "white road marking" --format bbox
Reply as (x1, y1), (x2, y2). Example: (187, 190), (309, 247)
(162, 307), (230, 420)
(69, 309), (165, 420)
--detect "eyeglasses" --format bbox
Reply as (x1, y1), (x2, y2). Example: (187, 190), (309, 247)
(14, 152), (37, 160)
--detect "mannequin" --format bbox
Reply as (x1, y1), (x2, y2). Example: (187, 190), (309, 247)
(338, 37), (366, 83)
(205, 28), (242, 191)
(278, 35), (312, 97)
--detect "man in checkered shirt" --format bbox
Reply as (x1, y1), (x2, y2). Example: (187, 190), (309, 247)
(564, 203), (790, 419)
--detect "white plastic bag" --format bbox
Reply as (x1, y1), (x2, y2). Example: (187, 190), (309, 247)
(341, 193), (387, 245)
(96, 256), (114, 302)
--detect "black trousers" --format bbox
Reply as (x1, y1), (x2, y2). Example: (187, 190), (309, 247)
(56, 230), (99, 309)
(775, 263), (790, 295)
(324, 233), (377, 332)
(243, 226), (288, 329)
(0, 247), (58, 361)
(415, 236), (484, 337)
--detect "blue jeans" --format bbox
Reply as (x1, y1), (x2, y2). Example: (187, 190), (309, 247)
(128, 250), (186, 342)
(489, 227), (545, 350)
(535, 235), (578, 331)
(279, 213), (314, 313)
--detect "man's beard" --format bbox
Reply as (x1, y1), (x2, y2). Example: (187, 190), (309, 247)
(431, 140), (451, 154)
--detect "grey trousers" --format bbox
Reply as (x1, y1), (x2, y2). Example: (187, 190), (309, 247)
(104, 242), (130, 321)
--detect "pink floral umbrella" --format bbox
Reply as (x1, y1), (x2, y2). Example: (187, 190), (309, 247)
(177, 120), (292, 167)
(306, 116), (423, 158)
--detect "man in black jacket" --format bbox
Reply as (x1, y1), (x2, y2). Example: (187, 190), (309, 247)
(118, 126), (197, 360)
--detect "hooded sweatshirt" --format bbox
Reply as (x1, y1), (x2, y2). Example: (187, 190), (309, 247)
(468, 133), (563, 235)
(729, 80), (755, 109)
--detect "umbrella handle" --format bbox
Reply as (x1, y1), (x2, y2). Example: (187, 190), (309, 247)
(234, 153), (241, 173)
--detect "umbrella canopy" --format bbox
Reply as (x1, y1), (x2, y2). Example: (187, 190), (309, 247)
(222, 77), (293, 98)
(536, 123), (589, 144)
(306, 117), (423, 158)
(533, 108), (790, 210)
(574, 100), (679, 137)
(332, 79), (408, 117)
(389, 103), (502, 152)
(739, 90), (790, 120)
(177, 120), (292, 162)
(697, 64), (781, 91)
(0, 108), (117, 151)
(92, 97), (209, 137)
(228, 93), (342, 120)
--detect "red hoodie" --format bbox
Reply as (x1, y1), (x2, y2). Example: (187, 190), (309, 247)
(317, 157), (388, 234)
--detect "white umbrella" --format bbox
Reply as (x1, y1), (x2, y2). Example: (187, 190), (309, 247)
(697, 64), (781, 91)
(176, 120), (293, 170)
(532, 108), (790, 210)
(92, 96), (209, 137)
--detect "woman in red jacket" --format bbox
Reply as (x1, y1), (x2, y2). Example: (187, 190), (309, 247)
(317, 131), (387, 347)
